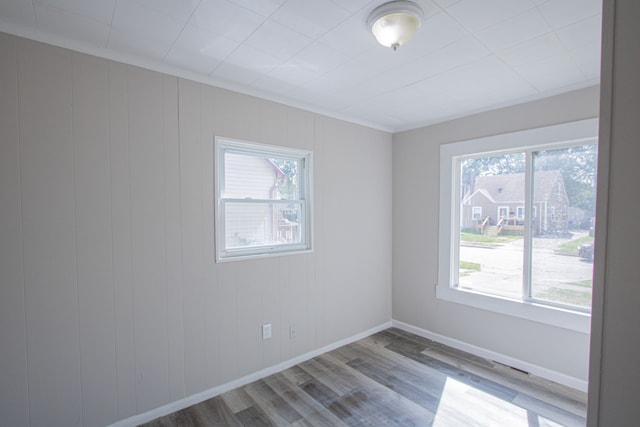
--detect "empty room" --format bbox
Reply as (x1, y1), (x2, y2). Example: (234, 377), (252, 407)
(1, 0), (638, 426)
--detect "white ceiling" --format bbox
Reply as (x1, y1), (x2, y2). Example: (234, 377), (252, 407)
(0, 0), (602, 132)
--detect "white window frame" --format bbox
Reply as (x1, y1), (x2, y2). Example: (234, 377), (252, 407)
(516, 206), (525, 220)
(437, 119), (598, 334)
(472, 206), (482, 220)
(215, 137), (313, 262)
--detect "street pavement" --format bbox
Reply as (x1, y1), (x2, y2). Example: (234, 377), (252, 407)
(459, 232), (593, 306)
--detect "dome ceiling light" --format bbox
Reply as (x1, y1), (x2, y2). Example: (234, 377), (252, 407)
(367, 1), (424, 51)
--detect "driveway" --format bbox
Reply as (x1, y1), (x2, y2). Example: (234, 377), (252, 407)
(459, 234), (593, 307)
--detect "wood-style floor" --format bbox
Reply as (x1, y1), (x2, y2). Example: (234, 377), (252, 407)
(142, 328), (586, 426)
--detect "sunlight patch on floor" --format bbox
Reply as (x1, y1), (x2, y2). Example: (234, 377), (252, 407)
(432, 377), (565, 427)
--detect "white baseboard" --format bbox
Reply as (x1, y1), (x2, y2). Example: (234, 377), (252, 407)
(392, 319), (588, 392)
(109, 321), (392, 427)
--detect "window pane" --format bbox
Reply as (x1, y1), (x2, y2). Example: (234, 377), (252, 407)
(530, 144), (597, 309)
(459, 153), (525, 299)
(225, 201), (303, 249)
(224, 152), (301, 200)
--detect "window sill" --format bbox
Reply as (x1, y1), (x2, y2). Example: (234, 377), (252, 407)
(436, 285), (591, 334)
(216, 247), (313, 263)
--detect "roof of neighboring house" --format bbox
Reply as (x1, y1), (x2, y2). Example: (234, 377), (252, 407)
(467, 170), (564, 204)
(464, 188), (495, 204)
(266, 159), (285, 180)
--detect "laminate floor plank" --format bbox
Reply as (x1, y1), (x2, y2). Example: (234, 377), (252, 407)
(198, 398), (244, 427)
(221, 388), (257, 414)
(297, 354), (436, 426)
(234, 406), (273, 427)
(243, 380), (303, 425)
(262, 373), (348, 427)
(141, 328), (587, 426)
(297, 357), (358, 396)
(346, 357), (441, 413)
(384, 337), (520, 402)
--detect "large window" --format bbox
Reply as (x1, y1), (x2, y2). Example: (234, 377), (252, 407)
(438, 119), (598, 332)
(215, 137), (312, 262)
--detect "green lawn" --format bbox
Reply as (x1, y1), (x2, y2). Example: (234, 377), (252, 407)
(537, 288), (591, 308)
(555, 235), (594, 256)
(460, 261), (481, 271)
(459, 260), (481, 277)
(565, 280), (593, 288)
(460, 232), (522, 246)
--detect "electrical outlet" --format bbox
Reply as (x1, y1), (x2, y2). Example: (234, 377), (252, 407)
(289, 325), (296, 340)
(262, 323), (272, 340)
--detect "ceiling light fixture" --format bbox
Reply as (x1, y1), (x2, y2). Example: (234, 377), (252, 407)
(367, 1), (423, 51)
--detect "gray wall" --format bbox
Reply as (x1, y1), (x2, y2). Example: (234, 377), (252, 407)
(392, 85), (600, 382)
(0, 33), (392, 426)
(588, 0), (640, 425)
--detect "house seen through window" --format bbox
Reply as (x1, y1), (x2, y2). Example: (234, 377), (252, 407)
(459, 145), (597, 310)
(215, 137), (312, 262)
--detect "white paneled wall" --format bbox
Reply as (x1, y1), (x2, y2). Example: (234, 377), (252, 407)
(0, 33), (29, 427)
(0, 33), (392, 426)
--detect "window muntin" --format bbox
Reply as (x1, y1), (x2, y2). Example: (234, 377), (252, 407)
(438, 119), (598, 332)
(215, 137), (312, 261)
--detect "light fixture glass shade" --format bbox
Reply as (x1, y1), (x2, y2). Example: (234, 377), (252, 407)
(368, 1), (423, 50)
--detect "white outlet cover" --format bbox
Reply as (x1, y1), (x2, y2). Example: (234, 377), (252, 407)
(262, 323), (272, 340)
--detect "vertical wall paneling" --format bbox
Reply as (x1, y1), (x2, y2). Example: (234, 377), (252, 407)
(72, 53), (118, 426)
(201, 84), (220, 388)
(0, 33), (29, 426)
(211, 87), (235, 137)
(260, 258), (282, 369)
(312, 116), (329, 349)
(162, 75), (185, 401)
(128, 67), (170, 412)
(284, 255), (313, 359)
(217, 261), (239, 383)
(108, 61), (137, 419)
(318, 118), (350, 344)
(17, 39), (83, 426)
(0, 34), (395, 425)
(178, 78), (207, 395)
(235, 262), (262, 376)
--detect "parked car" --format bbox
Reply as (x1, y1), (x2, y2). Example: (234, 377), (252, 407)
(578, 242), (594, 262)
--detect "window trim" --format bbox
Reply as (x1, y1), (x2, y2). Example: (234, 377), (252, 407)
(215, 136), (313, 262)
(472, 206), (482, 220)
(437, 118), (598, 334)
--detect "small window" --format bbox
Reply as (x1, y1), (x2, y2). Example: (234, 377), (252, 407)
(497, 206), (509, 221)
(517, 206), (525, 220)
(472, 207), (482, 220)
(215, 137), (313, 262)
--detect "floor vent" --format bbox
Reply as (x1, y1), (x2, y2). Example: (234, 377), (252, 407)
(493, 360), (530, 375)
